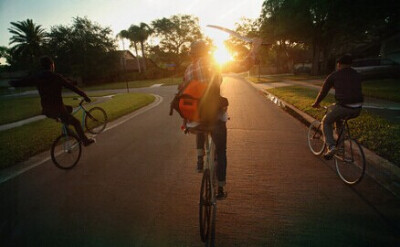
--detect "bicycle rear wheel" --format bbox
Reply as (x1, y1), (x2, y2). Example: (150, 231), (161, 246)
(85, 107), (107, 134)
(199, 169), (212, 242)
(335, 138), (366, 185)
(51, 133), (82, 170)
(307, 120), (326, 155)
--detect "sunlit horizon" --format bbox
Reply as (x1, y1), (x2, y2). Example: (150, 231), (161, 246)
(0, 0), (264, 64)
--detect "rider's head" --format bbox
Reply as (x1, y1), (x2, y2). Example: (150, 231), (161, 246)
(337, 54), (352, 69)
(189, 40), (209, 59)
(40, 56), (55, 72)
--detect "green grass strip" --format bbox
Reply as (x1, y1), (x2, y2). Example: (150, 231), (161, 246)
(266, 85), (400, 165)
(246, 77), (283, 84)
(0, 93), (155, 169)
(0, 93), (112, 125)
(362, 79), (400, 102)
(83, 77), (181, 91)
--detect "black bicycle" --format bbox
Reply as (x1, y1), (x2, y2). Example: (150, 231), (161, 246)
(307, 106), (366, 185)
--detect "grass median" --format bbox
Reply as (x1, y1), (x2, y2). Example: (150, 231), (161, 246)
(0, 92), (113, 125)
(0, 93), (155, 169)
(362, 79), (400, 102)
(83, 77), (181, 91)
(266, 85), (400, 166)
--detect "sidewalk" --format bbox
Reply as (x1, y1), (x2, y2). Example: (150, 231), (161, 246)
(246, 77), (400, 199)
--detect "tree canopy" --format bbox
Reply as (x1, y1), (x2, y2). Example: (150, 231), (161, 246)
(259, 0), (400, 74)
(150, 14), (203, 67)
(47, 17), (118, 83)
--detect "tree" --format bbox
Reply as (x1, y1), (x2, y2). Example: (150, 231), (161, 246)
(151, 14), (202, 68)
(127, 25), (143, 73)
(136, 22), (152, 72)
(259, 0), (400, 75)
(47, 17), (118, 83)
(8, 19), (46, 68)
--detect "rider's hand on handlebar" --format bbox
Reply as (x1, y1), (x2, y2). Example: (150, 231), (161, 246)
(84, 96), (91, 103)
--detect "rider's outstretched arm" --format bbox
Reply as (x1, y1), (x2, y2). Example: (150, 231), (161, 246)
(57, 74), (90, 102)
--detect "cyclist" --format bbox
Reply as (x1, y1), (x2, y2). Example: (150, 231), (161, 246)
(311, 54), (363, 159)
(180, 39), (261, 199)
(9, 56), (95, 146)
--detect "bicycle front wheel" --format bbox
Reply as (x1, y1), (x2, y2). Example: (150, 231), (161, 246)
(85, 107), (107, 134)
(307, 120), (326, 155)
(335, 138), (366, 185)
(199, 169), (212, 243)
(51, 133), (82, 170)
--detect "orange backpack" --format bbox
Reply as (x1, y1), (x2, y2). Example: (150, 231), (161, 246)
(177, 80), (207, 122)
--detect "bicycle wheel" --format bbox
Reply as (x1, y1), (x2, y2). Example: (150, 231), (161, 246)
(199, 169), (212, 242)
(307, 120), (326, 155)
(51, 133), (82, 170)
(85, 107), (107, 134)
(335, 138), (366, 185)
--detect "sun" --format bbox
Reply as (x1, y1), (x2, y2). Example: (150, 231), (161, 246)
(213, 45), (233, 65)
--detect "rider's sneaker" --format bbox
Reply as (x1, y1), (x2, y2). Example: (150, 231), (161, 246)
(197, 156), (204, 173)
(216, 186), (227, 200)
(83, 138), (95, 147)
(323, 146), (336, 160)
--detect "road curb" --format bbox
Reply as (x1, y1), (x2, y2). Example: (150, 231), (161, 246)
(246, 79), (400, 199)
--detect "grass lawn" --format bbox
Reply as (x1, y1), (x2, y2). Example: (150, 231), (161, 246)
(0, 93), (155, 169)
(83, 77), (181, 90)
(266, 85), (400, 166)
(362, 78), (400, 102)
(246, 77), (283, 83)
(0, 92), (114, 125)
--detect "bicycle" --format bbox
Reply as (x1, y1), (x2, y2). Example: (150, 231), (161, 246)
(307, 106), (366, 185)
(185, 126), (217, 247)
(51, 99), (107, 169)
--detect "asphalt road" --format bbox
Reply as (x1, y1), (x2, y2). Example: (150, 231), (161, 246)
(1, 76), (400, 246)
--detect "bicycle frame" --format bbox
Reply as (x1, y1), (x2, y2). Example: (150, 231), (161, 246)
(205, 133), (217, 202)
(334, 120), (355, 163)
(69, 100), (88, 130)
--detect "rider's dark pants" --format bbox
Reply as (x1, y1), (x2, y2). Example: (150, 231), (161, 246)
(45, 105), (87, 141)
(196, 120), (227, 187)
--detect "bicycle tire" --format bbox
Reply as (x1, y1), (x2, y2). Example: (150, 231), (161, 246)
(307, 120), (326, 155)
(51, 133), (82, 170)
(335, 138), (366, 185)
(208, 202), (216, 247)
(199, 169), (212, 242)
(85, 107), (107, 134)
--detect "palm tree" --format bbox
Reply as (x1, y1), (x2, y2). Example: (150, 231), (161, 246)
(136, 22), (152, 72)
(8, 19), (46, 65)
(128, 25), (142, 73)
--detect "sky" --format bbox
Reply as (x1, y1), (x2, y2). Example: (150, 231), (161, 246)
(0, 0), (265, 52)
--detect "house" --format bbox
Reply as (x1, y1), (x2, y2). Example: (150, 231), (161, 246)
(115, 50), (157, 72)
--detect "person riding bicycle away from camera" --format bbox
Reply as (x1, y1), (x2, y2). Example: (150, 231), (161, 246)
(311, 54), (363, 160)
(178, 39), (262, 199)
(9, 56), (95, 146)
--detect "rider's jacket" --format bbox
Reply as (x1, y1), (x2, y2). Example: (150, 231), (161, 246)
(10, 70), (88, 115)
(316, 67), (364, 106)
